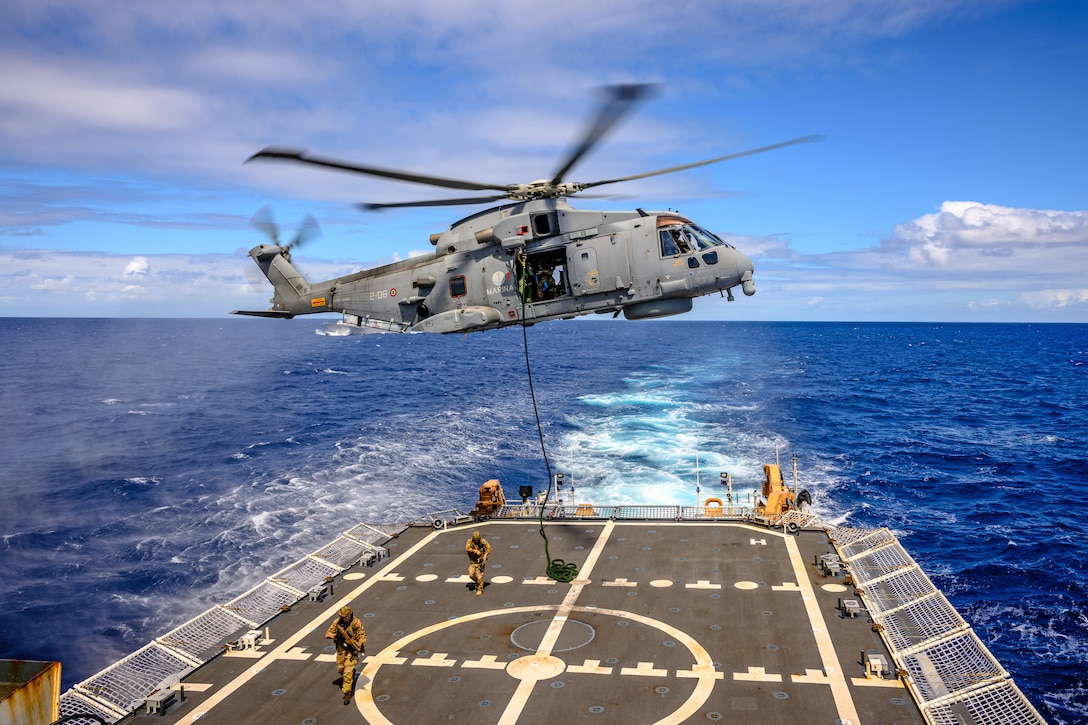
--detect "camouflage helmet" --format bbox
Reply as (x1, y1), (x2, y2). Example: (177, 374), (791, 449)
(339, 606), (353, 618)
(472, 530), (481, 541)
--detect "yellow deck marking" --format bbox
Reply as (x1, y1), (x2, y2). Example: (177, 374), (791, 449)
(567, 659), (613, 675)
(602, 577), (637, 587)
(685, 580), (721, 590)
(734, 666), (783, 682)
(621, 661), (668, 677)
(412, 652), (456, 667)
(676, 664), (724, 680)
(462, 655), (507, 670)
(783, 532), (861, 725)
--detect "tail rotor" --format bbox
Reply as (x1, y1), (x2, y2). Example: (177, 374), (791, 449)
(249, 205), (322, 262)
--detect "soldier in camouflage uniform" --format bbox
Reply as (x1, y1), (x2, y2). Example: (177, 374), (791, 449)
(325, 605), (366, 705)
(466, 530), (492, 596)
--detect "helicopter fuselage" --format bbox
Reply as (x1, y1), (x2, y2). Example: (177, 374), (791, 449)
(236, 198), (755, 333)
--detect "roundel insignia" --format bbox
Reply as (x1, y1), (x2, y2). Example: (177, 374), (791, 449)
(390, 288), (397, 297)
(491, 271), (506, 286)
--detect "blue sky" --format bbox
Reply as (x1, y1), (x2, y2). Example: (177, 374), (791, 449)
(1, 0), (1086, 321)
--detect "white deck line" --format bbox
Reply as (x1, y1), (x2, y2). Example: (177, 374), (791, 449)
(783, 531), (861, 725)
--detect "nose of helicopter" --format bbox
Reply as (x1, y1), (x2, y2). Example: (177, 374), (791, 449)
(737, 250), (756, 296)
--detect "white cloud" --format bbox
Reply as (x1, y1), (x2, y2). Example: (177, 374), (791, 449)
(123, 256), (151, 278)
(892, 202), (1088, 269)
(744, 200), (1088, 321)
(29, 273), (74, 290)
(0, 248), (377, 317)
(1021, 289), (1088, 309)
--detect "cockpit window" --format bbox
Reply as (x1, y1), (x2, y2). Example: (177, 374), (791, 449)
(658, 223), (732, 257)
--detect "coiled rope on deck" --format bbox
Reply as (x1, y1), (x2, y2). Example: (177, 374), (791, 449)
(520, 302), (578, 583)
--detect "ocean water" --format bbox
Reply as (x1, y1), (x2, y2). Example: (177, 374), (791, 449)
(1, 318), (1085, 723)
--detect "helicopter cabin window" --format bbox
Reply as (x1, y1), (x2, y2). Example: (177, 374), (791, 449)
(657, 218), (732, 257)
(515, 248), (568, 303)
(449, 275), (467, 298)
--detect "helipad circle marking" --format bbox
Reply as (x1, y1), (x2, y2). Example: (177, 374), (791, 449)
(416, 574), (438, 582)
(357, 603), (719, 724)
(492, 575), (513, 584)
(735, 581), (759, 590)
(343, 572), (366, 581)
(650, 579), (673, 588)
(822, 583), (849, 593)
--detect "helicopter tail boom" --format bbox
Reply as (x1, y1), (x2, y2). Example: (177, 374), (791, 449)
(232, 244), (326, 319)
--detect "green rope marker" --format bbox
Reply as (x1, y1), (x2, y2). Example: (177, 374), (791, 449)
(540, 495), (578, 583)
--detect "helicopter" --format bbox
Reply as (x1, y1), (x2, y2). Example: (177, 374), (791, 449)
(234, 85), (819, 334)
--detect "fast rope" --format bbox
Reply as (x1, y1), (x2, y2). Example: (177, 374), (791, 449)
(520, 287), (578, 583)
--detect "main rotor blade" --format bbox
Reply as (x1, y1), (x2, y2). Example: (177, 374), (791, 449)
(549, 83), (657, 185)
(247, 147), (511, 193)
(580, 134), (824, 190)
(358, 194), (512, 211)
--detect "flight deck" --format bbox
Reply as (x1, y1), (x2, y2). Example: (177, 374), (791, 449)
(127, 520), (925, 724)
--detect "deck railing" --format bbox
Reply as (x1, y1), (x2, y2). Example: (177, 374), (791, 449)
(830, 526), (1046, 725)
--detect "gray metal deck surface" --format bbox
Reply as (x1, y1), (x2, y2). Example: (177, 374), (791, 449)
(136, 520), (919, 724)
